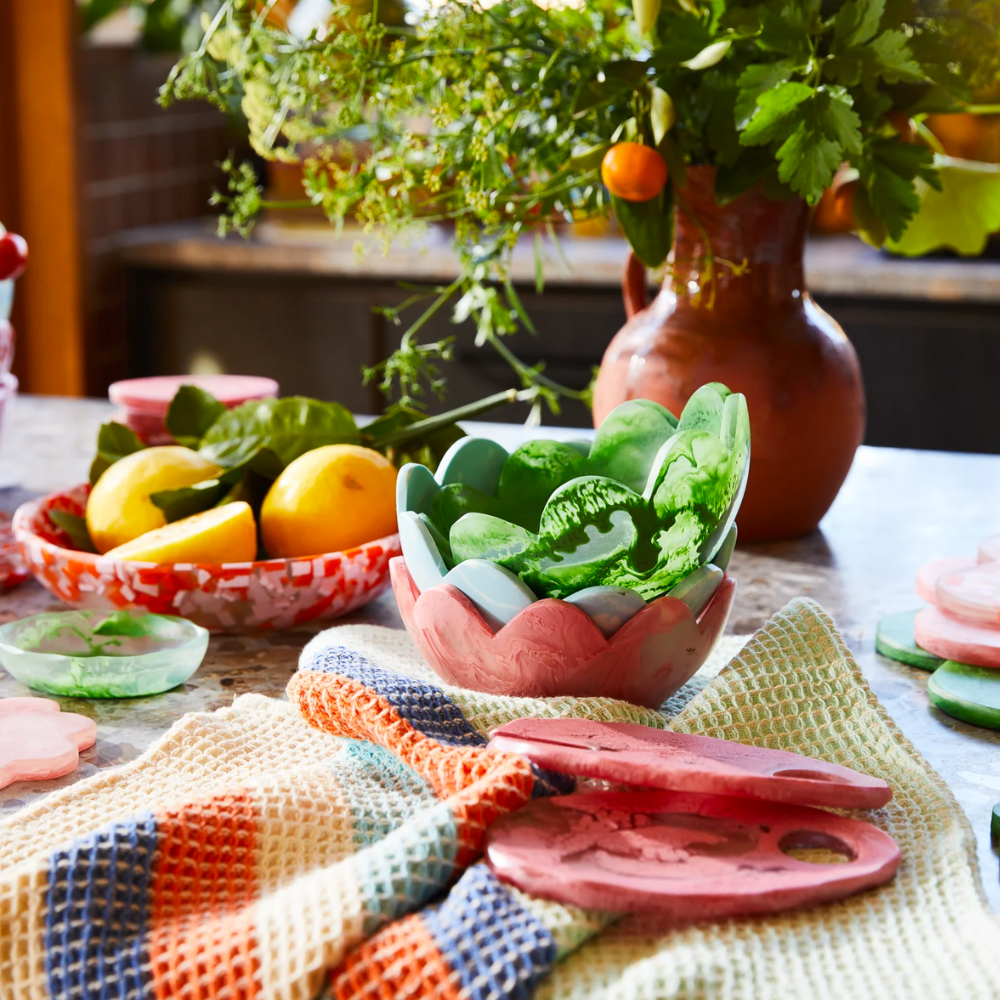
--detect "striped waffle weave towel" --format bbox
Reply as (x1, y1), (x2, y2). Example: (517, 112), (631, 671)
(2, 598), (999, 1000)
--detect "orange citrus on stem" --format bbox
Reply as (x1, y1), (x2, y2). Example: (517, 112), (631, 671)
(601, 143), (669, 202)
(260, 445), (398, 558)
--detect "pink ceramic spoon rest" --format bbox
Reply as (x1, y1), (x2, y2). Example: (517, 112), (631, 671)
(486, 790), (902, 918)
(488, 718), (892, 809)
(0, 697), (97, 789)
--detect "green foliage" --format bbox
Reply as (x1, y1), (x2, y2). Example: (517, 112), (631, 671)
(159, 0), (999, 403)
(47, 510), (98, 554)
(89, 422), (146, 486)
(165, 384), (227, 448)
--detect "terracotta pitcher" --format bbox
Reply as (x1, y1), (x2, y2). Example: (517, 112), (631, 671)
(592, 167), (865, 542)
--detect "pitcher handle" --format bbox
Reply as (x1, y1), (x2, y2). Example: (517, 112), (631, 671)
(622, 250), (648, 320)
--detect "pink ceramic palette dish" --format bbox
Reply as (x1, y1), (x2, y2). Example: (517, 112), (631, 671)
(486, 790), (902, 918)
(485, 719), (899, 917)
(391, 556), (736, 706)
(488, 718), (892, 809)
(0, 698), (97, 789)
(13, 484), (399, 632)
(911, 545), (1000, 668)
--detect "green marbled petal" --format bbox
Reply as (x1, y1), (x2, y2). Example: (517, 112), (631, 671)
(449, 512), (535, 572)
(585, 399), (678, 494)
(495, 440), (587, 531)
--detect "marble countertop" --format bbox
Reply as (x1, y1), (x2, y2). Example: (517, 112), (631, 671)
(118, 220), (1000, 304)
(2, 395), (1000, 911)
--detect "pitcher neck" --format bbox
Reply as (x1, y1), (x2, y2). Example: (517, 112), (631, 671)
(670, 167), (808, 306)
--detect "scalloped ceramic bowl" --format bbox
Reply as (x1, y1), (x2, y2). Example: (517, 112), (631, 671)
(391, 556), (736, 707)
(13, 484), (400, 633)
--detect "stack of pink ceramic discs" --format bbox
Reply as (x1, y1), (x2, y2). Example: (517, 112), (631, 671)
(108, 374), (279, 445)
(914, 534), (1000, 666)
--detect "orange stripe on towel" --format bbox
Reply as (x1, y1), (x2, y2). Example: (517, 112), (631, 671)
(289, 672), (536, 866)
(330, 913), (464, 1000)
(148, 789), (260, 1000)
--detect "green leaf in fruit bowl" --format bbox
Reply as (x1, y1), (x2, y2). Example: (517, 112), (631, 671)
(149, 465), (247, 523)
(885, 157), (1000, 257)
(165, 384), (226, 449)
(47, 510), (98, 553)
(198, 397), (360, 471)
(90, 422), (145, 486)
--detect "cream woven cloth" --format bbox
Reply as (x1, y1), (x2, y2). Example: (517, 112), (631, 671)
(1, 598), (998, 1000)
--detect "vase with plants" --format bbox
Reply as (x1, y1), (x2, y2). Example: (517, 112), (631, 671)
(162, 0), (1000, 539)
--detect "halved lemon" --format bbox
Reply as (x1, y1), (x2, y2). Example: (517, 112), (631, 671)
(104, 502), (257, 564)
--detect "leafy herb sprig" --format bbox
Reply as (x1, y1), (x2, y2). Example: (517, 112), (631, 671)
(161, 0), (1000, 411)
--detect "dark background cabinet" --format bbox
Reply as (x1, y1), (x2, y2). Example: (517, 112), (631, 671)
(127, 263), (1000, 453)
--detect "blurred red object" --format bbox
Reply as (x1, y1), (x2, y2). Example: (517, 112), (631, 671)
(0, 233), (27, 282)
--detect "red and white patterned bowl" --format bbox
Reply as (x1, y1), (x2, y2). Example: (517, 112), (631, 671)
(13, 484), (400, 633)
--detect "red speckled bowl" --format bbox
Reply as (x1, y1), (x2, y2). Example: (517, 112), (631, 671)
(13, 484), (400, 633)
(391, 556), (736, 707)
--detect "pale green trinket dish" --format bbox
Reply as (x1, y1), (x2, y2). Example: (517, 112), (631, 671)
(0, 609), (209, 698)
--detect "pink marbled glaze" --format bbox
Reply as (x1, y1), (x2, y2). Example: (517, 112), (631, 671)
(486, 790), (901, 917)
(391, 556), (735, 706)
(489, 718), (891, 809)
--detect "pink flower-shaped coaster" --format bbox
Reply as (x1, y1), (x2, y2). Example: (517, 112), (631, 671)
(915, 605), (1000, 668)
(0, 698), (97, 789)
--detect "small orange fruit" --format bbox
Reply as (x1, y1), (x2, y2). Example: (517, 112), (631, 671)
(601, 143), (669, 202)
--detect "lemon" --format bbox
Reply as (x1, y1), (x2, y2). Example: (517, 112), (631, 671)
(87, 446), (222, 554)
(105, 502), (257, 564)
(260, 444), (398, 558)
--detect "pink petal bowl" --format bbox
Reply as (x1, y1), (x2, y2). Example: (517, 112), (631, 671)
(391, 556), (737, 707)
(13, 484), (400, 633)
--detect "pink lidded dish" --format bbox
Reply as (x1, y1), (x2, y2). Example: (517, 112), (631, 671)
(108, 374), (280, 444)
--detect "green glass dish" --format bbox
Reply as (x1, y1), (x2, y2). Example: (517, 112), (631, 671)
(0, 609), (209, 698)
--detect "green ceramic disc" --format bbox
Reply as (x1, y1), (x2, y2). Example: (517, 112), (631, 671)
(992, 802), (1000, 839)
(876, 610), (945, 671)
(928, 660), (1000, 730)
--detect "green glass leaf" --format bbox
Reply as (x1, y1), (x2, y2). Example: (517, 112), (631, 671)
(164, 384), (226, 450)
(89, 422), (146, 486)
(885, 158), (1000, 257)
(199, 397), (360, 470)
